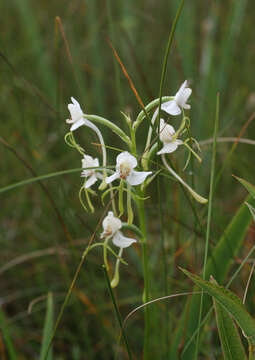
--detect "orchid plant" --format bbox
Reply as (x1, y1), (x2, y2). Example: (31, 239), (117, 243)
(64, 80), (207, 288)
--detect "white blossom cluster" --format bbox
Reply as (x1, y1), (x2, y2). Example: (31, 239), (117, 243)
(64, 80), (206, 286)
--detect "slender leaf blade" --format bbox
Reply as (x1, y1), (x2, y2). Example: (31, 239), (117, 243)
(181, 269), (255, 344)
(170, 195), (255, 359)
(246, 203), (255, 222)
(233, 176), (255, 199)
(0, 309), (17, 360)
(212, 278), (247, 360)
(40, 293), (54, 360)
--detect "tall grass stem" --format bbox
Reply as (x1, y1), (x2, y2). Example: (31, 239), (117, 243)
(195, 93), (219, 358)
(103, 266), (132, 360)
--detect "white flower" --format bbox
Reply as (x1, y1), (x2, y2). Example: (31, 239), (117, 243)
(157, 119), (183, 155)
(65, 97), (108, 188)
(66, 97), (86, 131)
(101, 211), (136, 248)
(81, 154), (102, 188)
(106, 152), (152, 186)
(161, 80), (192, 116)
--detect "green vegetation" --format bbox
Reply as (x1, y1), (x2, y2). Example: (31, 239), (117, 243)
(1, 0), (255, 359)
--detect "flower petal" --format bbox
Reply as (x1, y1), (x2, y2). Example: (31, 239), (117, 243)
(82, 155), (99, 169)
(112, 231), (136, 248)
(68, 104), (83, 122)
(183, 103), (191, 110)
(177, 80), (188, 93)
(159, 119), (176, 143)
(182, 88), (192, 103)
(174, 81), (192, 108)
(116, 151), (137, 169)
(106, 172), (120, 184)
(70, 118), (86, 131)
(101, 212), (122, 238)
(157, 141), (181, 155)
(127, 170), (152, 186)
(71, 97), (81, 108)
(161, 100), (181, 116)
(85, 175), (98, 189)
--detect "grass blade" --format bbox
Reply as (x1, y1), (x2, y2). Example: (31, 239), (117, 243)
(40, 293), (54, 360)
(181, 269), (255, 346)
(195, 92), (220, 357)
(103, 266), (132, 360)
(0, 309), (17, 360)
(170, 195), (255, 359)
(233, 176), (255, 199)
(212, 279), (247, 360)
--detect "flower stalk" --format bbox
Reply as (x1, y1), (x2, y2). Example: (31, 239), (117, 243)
(137, 189), (150, 359)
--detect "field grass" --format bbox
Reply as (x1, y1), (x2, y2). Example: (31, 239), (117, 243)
(1, 0), (255, 359)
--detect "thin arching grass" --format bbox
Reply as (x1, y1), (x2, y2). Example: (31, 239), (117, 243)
(2, 0), (255, 358)
(156, 0), (185, 354)
(195, 93), (219, 358)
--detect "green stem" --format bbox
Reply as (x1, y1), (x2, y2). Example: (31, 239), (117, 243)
(43, 246), (90, 359)
(127, 184), (133, 225)
(137, 190), (150, 359)
(248, 341), (255, 360)
(133, 96), (172, 131)
(129, 122), (137, 155)
(84, 114), (132, 147)
(103, 266), (133, 360)
(195, 93), (220, 359)
(157, 174), (169, 356)
(103, 237), (111, 271)
(119, 180), (124, 216)
(111, 248), (123, 288)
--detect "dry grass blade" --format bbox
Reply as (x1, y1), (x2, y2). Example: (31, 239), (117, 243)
(55, 16), (82, 94)
(233, 111), (255, 147)
(199, 137), (255, 147)
(243, 260), (255, 305)
(107, 38), (145, 110)
(123, 291), (200, 328)
(55, 16), (73, 65)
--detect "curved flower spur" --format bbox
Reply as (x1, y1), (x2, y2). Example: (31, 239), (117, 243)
(141, 80), (207, 204)
(100, 211), (137, 287)
(63, 79), (208, 290)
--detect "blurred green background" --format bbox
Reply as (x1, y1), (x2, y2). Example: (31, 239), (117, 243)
(1, 0), (255, 358)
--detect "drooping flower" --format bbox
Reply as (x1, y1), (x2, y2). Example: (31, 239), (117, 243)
(66, 97), (86, 131)
(66, 97), (108, 188)
(81, 154), (102, 188)
(157, 119), (183, 155)
(101, 211), (136, 248)
(161, 80), (192, 116)
(106, 152), (152, 186)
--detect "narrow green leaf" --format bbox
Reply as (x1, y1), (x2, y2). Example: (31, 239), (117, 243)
(0, 309), (17, 360)
(170, 195), (255, 359)
(40, 293), (54, 360)
(233, 176), (255, 199)
(212, 278), (247, 359)
(246, 203), (255, 223)
(181, 269), (255, 345)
